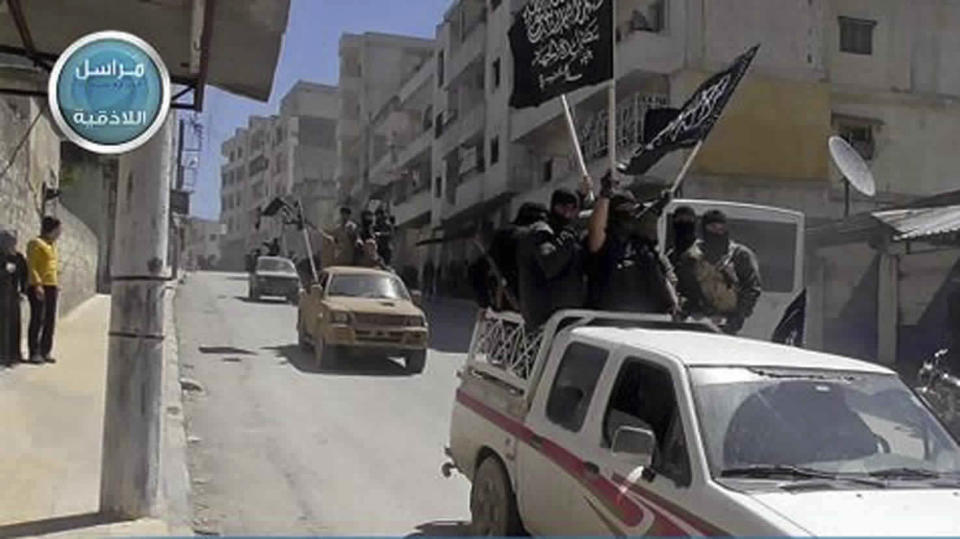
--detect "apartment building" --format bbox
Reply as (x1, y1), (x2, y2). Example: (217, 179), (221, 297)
(335, 32), (436, 213)
(220, 82), (339, 269)
(184, 217), (224, 270)
(347, 0), (960, 299)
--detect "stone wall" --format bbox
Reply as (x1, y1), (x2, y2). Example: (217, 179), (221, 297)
(54, 209), (99, 315)
(0, 96), (100, 316)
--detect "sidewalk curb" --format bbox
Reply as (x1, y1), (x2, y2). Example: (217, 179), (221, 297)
(159, 282), (194, 536)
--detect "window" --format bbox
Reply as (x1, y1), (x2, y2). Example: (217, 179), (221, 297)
(437, 50), (445, 88)
(209, 234), (217, 242)
(839, 16), (875, 55)
(327, 274), (410, 300)
(542, 159), (553, 183)
(490, 136), (499, 165)
(604, 359), (691, 486)
(434, 113), (444, 139)
(663, 213), (797, 293)
(434, 176), (442, 198)
(546, 343), (608, 432)
(836, 117), (877, 161)
(492, 58), (501, 89)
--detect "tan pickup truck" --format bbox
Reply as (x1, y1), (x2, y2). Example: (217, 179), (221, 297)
(296, 266), (429, 373)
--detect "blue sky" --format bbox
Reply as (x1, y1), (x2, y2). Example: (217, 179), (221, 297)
(189, 0), (451, 220)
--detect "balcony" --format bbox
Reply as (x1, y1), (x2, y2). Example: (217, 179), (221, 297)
(396, 129), (432, 167)
(440, 104), (485, 155)
(369, 150), (394, 186)
(394, 188), (431, 226)
(447, 21), (485, 86)
(398, 61), (434, 104)
(369, 129), (432, 187)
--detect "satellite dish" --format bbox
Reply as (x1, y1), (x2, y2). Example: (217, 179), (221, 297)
(829, 135), (876, 197)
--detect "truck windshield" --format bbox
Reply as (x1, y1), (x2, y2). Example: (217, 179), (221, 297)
(256, 258), (296, 274)
(327, 274), (409, 300)
(690, 367), (960, 480)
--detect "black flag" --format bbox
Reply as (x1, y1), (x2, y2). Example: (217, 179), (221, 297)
(619, 44), (760, 175)
(509, 0), (614, 109)
(772, 289), (806, 347)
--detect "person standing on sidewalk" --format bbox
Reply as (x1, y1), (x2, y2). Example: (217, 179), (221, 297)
(26, 217), (61, 364)
(1, 229), (28, 367)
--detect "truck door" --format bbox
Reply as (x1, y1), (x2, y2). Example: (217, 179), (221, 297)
(568, 353), (708, 535)
(518, 338), (611, 535)
(659, 199), (805, 343)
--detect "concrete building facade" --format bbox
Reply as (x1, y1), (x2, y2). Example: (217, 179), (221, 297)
(335, 32), (436, 212)
(331, 0), (960, 302)
(183, 217), (224, 270)
(219, 82), (339, 269)
(0, 96), (100, 316)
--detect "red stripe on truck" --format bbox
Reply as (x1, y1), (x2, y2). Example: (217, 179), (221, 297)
(456, 389), (729, 536)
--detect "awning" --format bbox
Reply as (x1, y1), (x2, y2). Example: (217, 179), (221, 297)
(872, 205), (960, 241)
(0, 0), (290, 109)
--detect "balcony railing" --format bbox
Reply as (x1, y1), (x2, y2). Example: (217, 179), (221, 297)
(441, 104), (485, 154)
(447, 21), (485, 86)
(393, 188), (431, 226)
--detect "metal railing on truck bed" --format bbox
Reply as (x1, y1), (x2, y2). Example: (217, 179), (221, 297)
(464, 308), (719, 407)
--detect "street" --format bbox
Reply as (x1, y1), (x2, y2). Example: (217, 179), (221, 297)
(176, 271), (474, 536)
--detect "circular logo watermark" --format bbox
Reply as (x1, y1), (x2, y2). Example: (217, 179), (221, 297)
(48, 31), (171, 154)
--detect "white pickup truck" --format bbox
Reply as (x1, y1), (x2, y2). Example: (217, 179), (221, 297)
(445, 309), (960, 536)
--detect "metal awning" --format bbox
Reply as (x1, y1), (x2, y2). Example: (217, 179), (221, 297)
(0, 0), (290, 109)
(872, 205), (960, 241)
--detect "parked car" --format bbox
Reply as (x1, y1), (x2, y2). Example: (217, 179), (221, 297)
(444, 308), (960, 536)
(248, 256), (300, 303)
(297, 266), (428, 373)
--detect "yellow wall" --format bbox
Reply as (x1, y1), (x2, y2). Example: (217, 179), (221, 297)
(675, 72), (831, 181)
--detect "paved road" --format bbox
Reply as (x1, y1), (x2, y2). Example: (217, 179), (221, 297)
(176, 272), (474, 536)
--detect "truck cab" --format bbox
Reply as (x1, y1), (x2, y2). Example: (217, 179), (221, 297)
(448, 309), (960, 535)
(658, 199), (805, 343)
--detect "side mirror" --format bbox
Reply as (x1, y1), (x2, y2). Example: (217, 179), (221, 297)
(411, 290), (423, 306)
(612, 426), (656, 467)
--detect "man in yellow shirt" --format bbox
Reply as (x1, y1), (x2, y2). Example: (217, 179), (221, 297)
(26, 216), (61, 364)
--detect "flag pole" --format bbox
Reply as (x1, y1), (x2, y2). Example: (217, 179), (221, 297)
(297, 198), (319, 283)
(607, 72), (616, 177)
(669, 140), (704, 194)
(608, 3), (617, 175)
(560, 94), (588, 178)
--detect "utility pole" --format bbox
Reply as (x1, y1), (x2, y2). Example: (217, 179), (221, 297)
(172, 117), (186, 277)
(100, 115), (173, 518)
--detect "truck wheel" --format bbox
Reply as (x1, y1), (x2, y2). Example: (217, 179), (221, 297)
(405, 350), (426, 374)
(315, 337), (337, 370)
(470, 456), (523, 536)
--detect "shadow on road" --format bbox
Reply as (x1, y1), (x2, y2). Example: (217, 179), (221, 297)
(263, 344), (413, 377)
(198, 346), (255, 355)
(0, 512), (122, 538)
(423, 298), (478, 354)
(233, 296), (293, 305)
(406, 520), (472, 537)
